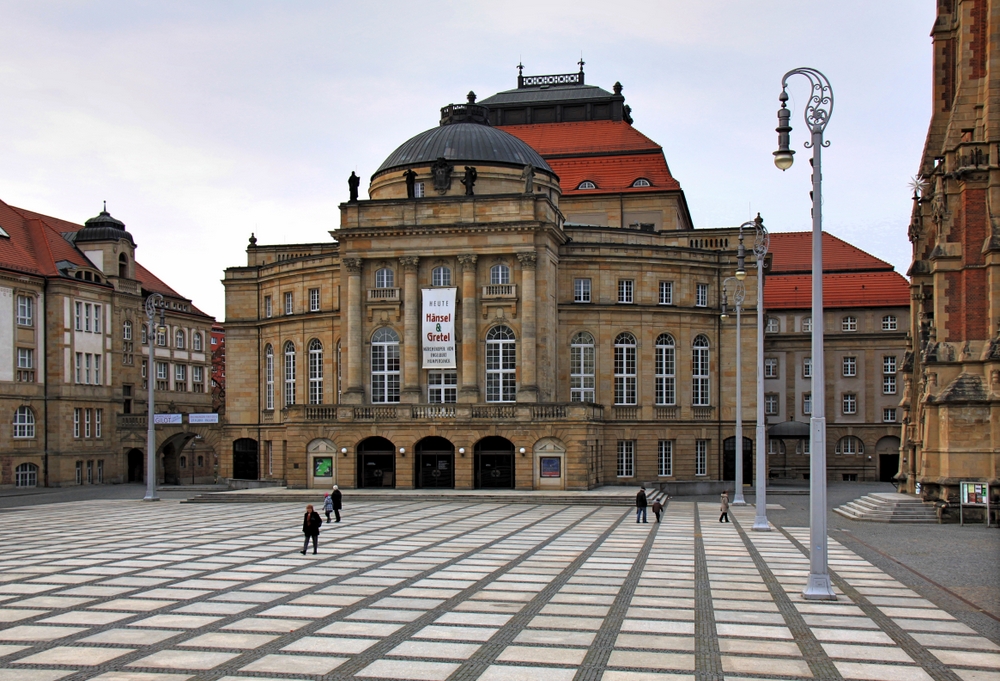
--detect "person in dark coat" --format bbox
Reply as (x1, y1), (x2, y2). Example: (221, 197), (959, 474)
(301, 504), (322, 554)
(331, 485), (342, 523)
(651, 498), (664, 523)
(636, 486), (648, 524)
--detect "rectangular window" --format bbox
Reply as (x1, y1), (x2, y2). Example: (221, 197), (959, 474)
(94, 354), (101, 385)
(696, 283), (708, 307)
(883, 375), (897, 395)
(86, 460), (93, 484)
(766, 317), (780, 333)
(764, 358), (778, 379)
(802, 316), (812, 332)
(882, 315), (898, 331)
(156, 362), (168, 380)
(17, 348), (33, 369)
(570, 336), (596, 403)
(574, 278), (591, 303)
(74, 408), (81, 438)
(659, 281), (673, 305)
(95, 409), (102, 438)
(193, 366), (204, 393)
(141, 359), (148, 389)
(803, 393), (812, 415)
(265, 350), (274, 411)
(614, 339), (637, 405)
(93, 304), (101, 334)
(765, 393), (779, 415)
(655, 339), (675, 405)
(76, 353), (83, 383)
(843, 393), (857, 415)
(284, 292), (293, 315)
(842, 316), (858, 332)
(695, 440), (708, 476)
(428, 371), (458, 403)
(97, 460), (103, 483)
(16, 295), (33, 326)
(85, 353), (91, 384)
(84, 409), (91, 438)
(803, 357), (812, 378)
(843, 356), (857, 377)
(414, 182), (425, 198)
(618, 279), (633, 304)
(657, 440), (673, 477)
(617, 440), (635, 478)
(156, 327), (166, 346)
(309, 288), (320, 312)
(75, 302), (83, 331)
(264, 295), (272, 318)
(84, 303), (92, 332)
(884, 355), (897, 374)
(175, 364), (187, 391)
(883, 408), (897, 423)
(75, 461), (82, 485)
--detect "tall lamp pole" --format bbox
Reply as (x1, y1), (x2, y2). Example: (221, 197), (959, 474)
(144, 292), (165, 502)
(774, 67), (836, 599)
(721, 277), (746, 505)
(736, 215), (770, 531)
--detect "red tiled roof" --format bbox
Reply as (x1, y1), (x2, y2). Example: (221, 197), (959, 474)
(765, 272), (910, 310)
(504, 120), (660, 156)
(768, 232), (894, 274)
(548, 155), (680, 195)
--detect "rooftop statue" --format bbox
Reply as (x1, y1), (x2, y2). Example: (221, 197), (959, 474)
(348, 172), (360, 202)
(461, 166), (478, 196)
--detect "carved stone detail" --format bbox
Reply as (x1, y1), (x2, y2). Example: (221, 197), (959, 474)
(516, 251), (537, 269)
(399, 256), (420, 272)
(343, 258), (363, 275)
(457, 254), (478, 271)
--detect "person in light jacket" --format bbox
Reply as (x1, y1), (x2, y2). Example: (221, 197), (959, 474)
(301, 504), (322, 555)
(720, 490), (730, 523)
(323, 493), (334, 523)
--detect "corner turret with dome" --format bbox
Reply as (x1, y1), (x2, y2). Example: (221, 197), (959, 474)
(74, 203), (138, 280)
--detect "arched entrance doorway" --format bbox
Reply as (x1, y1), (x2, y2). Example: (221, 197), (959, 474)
(233, 438), (259, 480)
(415, 437), (454, 489)
(127, 449), (144, 483)
(876, 436), (900, 482)
(723, 436), (754, 485)
(475, 436), (514, 489)
(357, 437), (395, 488)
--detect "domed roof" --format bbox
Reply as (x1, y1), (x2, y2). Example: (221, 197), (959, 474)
(375, 115), (553, 178)
(76, 205), (136, 247)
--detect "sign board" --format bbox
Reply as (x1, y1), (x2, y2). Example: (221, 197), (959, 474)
(422, 288), (456, 368)
(189, 413), (219, 424)
(959, 481), (992, 527)
(540, 457), (561, 478)
(313, 457), (333, 478)
(152, 413), (182, 425)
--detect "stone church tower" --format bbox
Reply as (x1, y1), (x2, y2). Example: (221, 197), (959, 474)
(902, 0), (1000, 507)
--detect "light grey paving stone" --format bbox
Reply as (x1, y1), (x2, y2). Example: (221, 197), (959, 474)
(60, 586), (135, 597)
(436, 612), (513, 627)
(355, 659), (461, 680)
(614, 633), (694, 651)
(91, 598), (177, 611)
(812, 628), (895, 644)
(12, 596), (94, 609)
(911, 633), (1000, 651)
(388, 640), (481, 659)
(88, 673), (192, 681)
(930, 649), (1000, 668)
(221, 617), (311, 632)
(315, 621), (404, 637)
(894, 618), (978, 634)
(170, 601), (255, 615)
(130, 614), (223, 629)
(626, 607), (695, 621)
(515, 629), (596, 646)
(0, 609), (48, 622)
(717, 638), (800, 656)
(834, 661), (934, 681)
(713, 610), (785, 624)
(498, 645), (587, 665)
(721, 654), (812, 677)
(822, 642), (917, 663)
(180, 632), (278, 649)
(256, 604), (338, 619)
(80, 628), (179, 645)
(953, 671), (1000, 681)
(880, 607), (956, 620)
(0, 643), (29, 657)
(289, 594), (363, 607)
(470, 590), (536, 602)
(714, 623), (793, 639)
(620, 618), (694, 635)
(801, 614), (879, 629)
(528, 615), (604, 630)
(39, 610), (132, 625)
(607, 649), (694, 670)
(240, 653), (347, 675)
(0, 671), (74, 681)
(210, 591), (283, 603)
(128, 649), (241, 670)
(346, 607), (424, 622)
(476, 665), (577, 681)
(281, 635), (378, 654)
(601, 672), (695, 681)
(0, 625), (87, 641)
(539, 603), (609, 617)
(14, 645), (135, 666)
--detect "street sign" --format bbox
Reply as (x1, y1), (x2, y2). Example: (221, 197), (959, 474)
(152, 414), (182, 425)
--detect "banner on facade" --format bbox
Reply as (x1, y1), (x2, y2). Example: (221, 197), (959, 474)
(189, 413), (219, 424)
(153, 413), (182, 425)
(422, 287), (457, 368)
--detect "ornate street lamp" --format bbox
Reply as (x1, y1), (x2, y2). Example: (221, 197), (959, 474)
(721, 276), (747, 506)
(144, 292), (166, 502)
(774, 67), (836, 600)
(736, 215), (770, 531)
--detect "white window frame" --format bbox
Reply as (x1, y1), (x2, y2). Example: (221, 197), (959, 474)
(764, 357), (778, 379)
(371, 329), (400, 404)
(427, 370), (458, 403)
(74, 408), (81, 438)
(284, 341), (297, 406)
(692, 335), (710, 406)
(618, 279), (634, 304)
(655, 333), (675, 406)
(265, 345), (274, 410)
(75, 302), (83, 331)
(574, 278), (591, 303)
(843, 392), (857, 415)
(802, 316), (812, 332)
(843, 356), (857, 377)
(284, 292), (293, 315)
(432, 266), (452, 287)
(309, 288), (320, 312)
(123, 320), (133, 341)
(16, 295), (33, 326)
(17, 348), (33, 369)
(617, 440), (635, 478)
(803, 393), (812, 415)
(614, 332), (637, 405)
(485, 325), (516, 402)
(570, 332), (595, 403)
(13, 406), (35, 439)
(375, 268), (394, 289)
(765, 393), (778, 415)
(308, 339), (323, 405)
(803, 357), (812, 378)
(94, 354), (101, 385)
(695, 283), (708, 308)
(883, 408), (897, 423)
(657, 440), (673, 477)
(659, 281), (673, 305)
(175, 329), (185, 350)
(84, 409), (91, 438)
(490, 264), (511, 285)
(842, 316), (858, 332)
(264, 295), (272, 318)
(882, 314), (898, 331)
(15, 463), (37, 487)
(192, 332), (202, 351)
(175, 364), (187, 384)
(93, 305), (101, 334)
(766, 317), (780, 333)
(695, 440), (707, 476)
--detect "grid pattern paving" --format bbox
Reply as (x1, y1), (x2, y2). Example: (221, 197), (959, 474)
(0, 499), (996, 681)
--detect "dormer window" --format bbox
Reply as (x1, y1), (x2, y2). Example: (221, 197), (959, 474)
(632, 178), (651, 188)
(577, 180), (597, 190)
(118, 254), (128, 278)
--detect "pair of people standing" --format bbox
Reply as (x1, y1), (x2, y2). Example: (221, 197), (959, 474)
(636, 487), (666, 523)
(323, 486), (342, 523)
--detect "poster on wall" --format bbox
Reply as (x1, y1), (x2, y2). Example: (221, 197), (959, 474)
(422, 287), (457, 368)
(540, 457), (561, 478)
(313, 457), (333, 478)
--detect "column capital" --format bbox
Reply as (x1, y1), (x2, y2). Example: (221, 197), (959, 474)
(343, 257), (363, 275)
(399, 256), (420, 272)
(457, 254), (478, 270)
(516, 251), (537, 269)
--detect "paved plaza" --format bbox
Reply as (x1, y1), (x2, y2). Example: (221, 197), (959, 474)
(0, 498), (998, 681)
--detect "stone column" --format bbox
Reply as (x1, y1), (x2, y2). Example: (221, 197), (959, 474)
(342, 257), (364, 404)
(458, 254), (479, 402)
(517, 251), (538, 402)
(400, 256), (421, 403)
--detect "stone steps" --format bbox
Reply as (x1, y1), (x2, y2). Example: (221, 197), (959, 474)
(833, 492), (938, 523)
(183, 489), (669, 506)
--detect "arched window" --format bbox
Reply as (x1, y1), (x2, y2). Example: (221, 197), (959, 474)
(123, 320), (132, 341)
(577, 180), (597, 190)
(614, 332), (637, 405)
(882, 315), (898, 331)
(175, 330), (185, 349)
(692, 335), (710, 406)
(118, 253), (128, 278)
(375, 268), (394, 289)
(264, 345), (274, 410)
(570, 331), (595, 402)
(283, 342), (296, 406)
(371, 328), (400, 403)
(836, 436), (865, 455)
(655, 333), (676, 405)
(308, 339), (323, 405)
(13, 406), (35, 439)
(432, 266), (452, 287)
(490, 264), (511, 285)
(486, 325), (516, 402)
(193, 332), (203, 351)
(15, 462), (38, 488)
(632, 178), (651, 188)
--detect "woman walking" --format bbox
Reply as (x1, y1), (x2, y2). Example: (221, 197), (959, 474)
(301, 504), (322, 555)
(323, 493), (334, 523)
(719, 490), (730, 523)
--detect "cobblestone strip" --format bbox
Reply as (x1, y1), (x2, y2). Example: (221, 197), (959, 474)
(777, 526), (964, 681)
(327, 506), (612, 679)
(730, 515), (843, 680)
(572, 518), (659, 681)
(445, 508), (630, 680)
(693, 504), (723, 681)
(4, 501), (548, 679)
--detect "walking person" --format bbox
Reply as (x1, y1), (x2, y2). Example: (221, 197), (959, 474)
(651, 498), (664, 523)
(323, 493), (333, 523)
(331, 485), (342, 523)
(636, 486), (648, 524)
(301, 504), (322, 555)
(720, 490), (730, 523)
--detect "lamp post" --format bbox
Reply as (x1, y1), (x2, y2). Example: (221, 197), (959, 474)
(736, 215), (771, 531)
(774, 67), (836, 600)
(721, 276), (746, 505)
(144, 292), (165, 502)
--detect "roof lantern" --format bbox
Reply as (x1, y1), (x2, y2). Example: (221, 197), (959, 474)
(76, 202), (136, 247)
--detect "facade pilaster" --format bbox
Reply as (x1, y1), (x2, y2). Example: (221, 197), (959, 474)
(517, 251), (538, 402)
(458, 254), (479, 402)
(400, 256), (421, 403)
(342, 257), (364, 404)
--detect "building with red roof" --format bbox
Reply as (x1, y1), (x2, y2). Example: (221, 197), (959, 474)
(0, 198), (218, 489)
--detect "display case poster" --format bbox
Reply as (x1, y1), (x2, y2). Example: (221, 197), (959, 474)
(962, 482), (986, 505)
(422, 288), (457, 368)
(540, 457), (561, 478)
(313, 457), (333, 478)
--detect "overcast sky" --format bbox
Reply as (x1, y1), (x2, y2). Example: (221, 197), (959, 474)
(0, 1), (934, 319)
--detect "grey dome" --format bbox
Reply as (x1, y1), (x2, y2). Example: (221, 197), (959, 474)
(374, 122), (553, 178)
(76, 207), (135, 247)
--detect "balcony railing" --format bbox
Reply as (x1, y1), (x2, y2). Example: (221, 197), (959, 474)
(656, 406), (679, 420)
(119, 414), (147, 429)
(411, 405), (456, 419)
(288, 402), (604, 423)
(693, 406), (715, 420)
(612, 407), (639, 420)
(367, 288), (400, 302)
(472, 405), (517, 419)
(305, 406), (336, 421)
(354, 406), (398, 420)
(481, 284), (516, 299)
